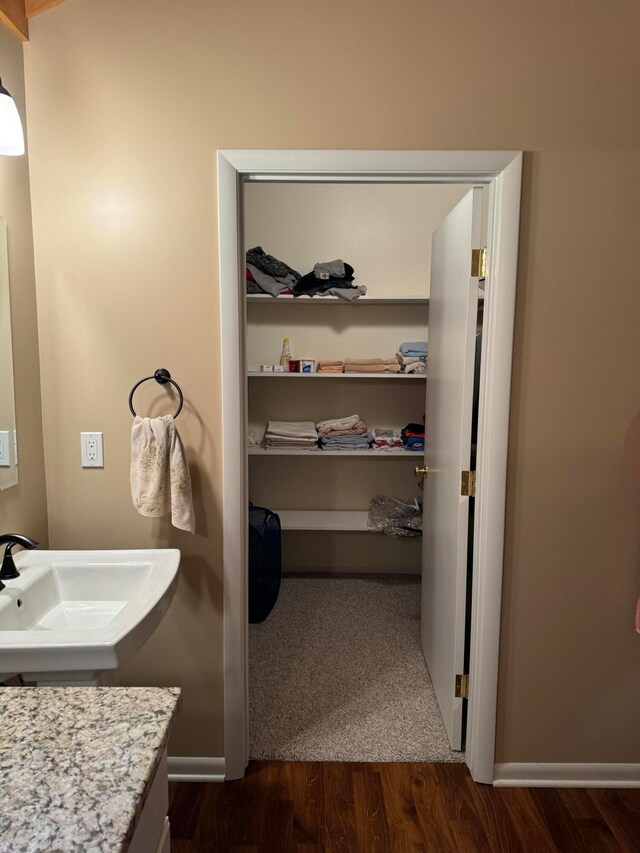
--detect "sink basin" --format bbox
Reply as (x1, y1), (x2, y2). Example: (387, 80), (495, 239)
(0, 549), (179, 680)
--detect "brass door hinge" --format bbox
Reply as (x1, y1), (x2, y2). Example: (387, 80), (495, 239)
(455, 673), (469, 699)
(461, 470), (476, 497)
(471, 247), (487, 278)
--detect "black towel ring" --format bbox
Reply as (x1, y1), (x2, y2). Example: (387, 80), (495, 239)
(129, 368), (184, 418)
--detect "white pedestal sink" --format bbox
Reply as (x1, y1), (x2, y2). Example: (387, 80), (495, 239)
(0, 549), (180, 685)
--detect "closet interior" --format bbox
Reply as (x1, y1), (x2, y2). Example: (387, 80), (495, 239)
(243, 180), (483, 762)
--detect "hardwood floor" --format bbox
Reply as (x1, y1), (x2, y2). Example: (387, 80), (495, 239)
(168, 761), (640, 852)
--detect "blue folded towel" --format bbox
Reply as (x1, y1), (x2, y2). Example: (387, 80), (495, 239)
(399, 341), (428, 357)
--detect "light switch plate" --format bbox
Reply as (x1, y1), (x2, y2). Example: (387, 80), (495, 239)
(0, 431), (11, 467)
(81, 432), (104, 467)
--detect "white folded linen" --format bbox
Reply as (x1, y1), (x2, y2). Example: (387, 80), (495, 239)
(265, 420), (318, 440)
(316, 414), (360, 435)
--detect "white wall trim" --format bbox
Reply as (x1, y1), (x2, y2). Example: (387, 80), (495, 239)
(494, 763), (640, 788)
(218, 150), (523, 782)
(168, 756), (226, 783)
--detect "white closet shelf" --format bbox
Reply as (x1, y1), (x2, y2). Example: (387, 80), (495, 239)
(276, 510), (370, 531)
(246, 294), (429, 304)
(247, 372), (426, 380)
(249, 447), (420, 458)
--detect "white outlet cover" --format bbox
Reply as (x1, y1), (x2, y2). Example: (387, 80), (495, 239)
(81, 432), (104, 468)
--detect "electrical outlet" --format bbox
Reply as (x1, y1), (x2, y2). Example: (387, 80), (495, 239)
(81, 432), (104, 468)
(0, 431), (11, 467)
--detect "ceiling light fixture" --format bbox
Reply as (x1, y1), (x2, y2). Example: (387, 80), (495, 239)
(0, 77), (25, 156)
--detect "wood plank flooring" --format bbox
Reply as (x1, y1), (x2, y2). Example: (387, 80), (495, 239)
(168, 761), (640, 852)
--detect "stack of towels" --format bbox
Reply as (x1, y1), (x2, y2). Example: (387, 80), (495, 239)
(397, 342), (428, 374)
(317, 414), (372, 451)
(344, 357), (401, 374)
(372, 427), (404, 452)
(402, 422), (425, 452)
(318, 359), (345, 374)
(264, 420), (319, 451)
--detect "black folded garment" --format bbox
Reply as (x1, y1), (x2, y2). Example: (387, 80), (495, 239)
(293, 262), (355, 297)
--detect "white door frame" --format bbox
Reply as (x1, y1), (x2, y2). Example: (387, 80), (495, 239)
(217, 150), (523, 783)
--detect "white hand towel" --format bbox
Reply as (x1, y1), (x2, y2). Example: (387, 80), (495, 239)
(130, 415), (195, 534)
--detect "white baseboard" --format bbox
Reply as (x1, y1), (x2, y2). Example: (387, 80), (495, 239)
(168, 756), (225, 783)
(494, 763), (640, 788)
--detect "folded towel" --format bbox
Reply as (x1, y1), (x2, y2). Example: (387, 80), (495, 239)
(399, 341), (428, 357)
(130, 415), (195, 534)
(266, 436), (318, 446)
(345, 357), (396, 366)
(319, 360), (345, 373)
(265, 444), (318, 451)
(396, 352), (427, 364)
(345, 363), (401, 373)
(321, 432), (372, 450)
(321, 419), (368, 437)
(266, 420), (318, 440)
(321, 431), (372, 444)
(403, 361), (427, 374)
(316, 414), (360, 435)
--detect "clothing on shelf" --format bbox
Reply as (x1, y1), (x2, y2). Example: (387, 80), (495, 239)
(246, 247), (301, 297)
(246, 267), (263, 294)
(246, 262), (292, 297)
(401, 421), (425, 452)
(372, 427), (403, 452)
(247, 246), (301, 281)
(315, 284), (367, 301)
(293, 261), (356, 298)
(344, 357), (401, 374)
(314, 259), (346, 279)
(264, 420), (319, 451)
(318, 360), (345, 374)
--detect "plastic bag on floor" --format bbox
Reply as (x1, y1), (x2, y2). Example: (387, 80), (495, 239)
(367, 495), (423, 538)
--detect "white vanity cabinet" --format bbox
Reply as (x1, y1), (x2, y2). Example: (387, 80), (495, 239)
(128, 749), (171, 853)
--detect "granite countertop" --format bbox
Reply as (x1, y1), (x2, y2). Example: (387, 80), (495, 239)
(0, 686), (181, 853)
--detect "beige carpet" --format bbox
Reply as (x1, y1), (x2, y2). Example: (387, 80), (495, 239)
(249, 575), (465, 762)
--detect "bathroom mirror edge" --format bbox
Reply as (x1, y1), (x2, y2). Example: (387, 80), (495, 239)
(0, 216), (18, 491)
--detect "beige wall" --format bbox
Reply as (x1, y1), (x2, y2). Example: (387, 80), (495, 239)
(22, 0), (640, 763)
(0, 25), (47, 543)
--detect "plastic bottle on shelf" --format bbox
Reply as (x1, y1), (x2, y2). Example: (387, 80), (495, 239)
(280, 337), (292, 370)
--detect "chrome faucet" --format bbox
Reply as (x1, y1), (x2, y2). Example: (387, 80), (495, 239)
(0, 534), (39, 589)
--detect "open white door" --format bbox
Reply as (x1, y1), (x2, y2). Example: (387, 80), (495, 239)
(421, 187), (482, 751)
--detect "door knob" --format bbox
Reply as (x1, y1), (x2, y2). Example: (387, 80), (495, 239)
(414, 466), (429, 477)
